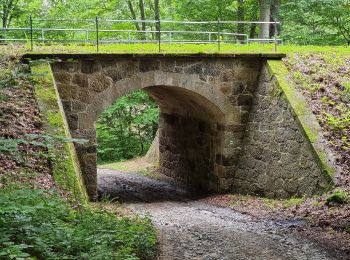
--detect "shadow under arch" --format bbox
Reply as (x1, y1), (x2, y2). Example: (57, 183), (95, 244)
(86, 71), (236, 193)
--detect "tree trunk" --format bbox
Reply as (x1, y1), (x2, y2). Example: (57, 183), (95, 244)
(126, 0), (141, 31)
(237, 0), (245, 42)
(258, 0), (270, 39)
(2, 0), (15, 29)
(269, 0), (280, 38)
(154, 0), (160, 40)
(139, 0), (146, 40)
(249, 1), (259, 39)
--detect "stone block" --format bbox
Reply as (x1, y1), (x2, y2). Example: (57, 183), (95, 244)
(73, 73), (89, 87)
(139, 59), (160, 72)
(81, 60), (102, 74)
(54, 72), (73, 84)
(238, 94), (253, 106)
(88, 73), (112, 92)
(67, 114), (78, 130)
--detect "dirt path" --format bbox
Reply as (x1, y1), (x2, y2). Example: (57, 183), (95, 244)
(98, 169), (336, 260)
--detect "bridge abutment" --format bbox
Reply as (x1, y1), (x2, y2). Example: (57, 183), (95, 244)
(43, 54), (333, 200)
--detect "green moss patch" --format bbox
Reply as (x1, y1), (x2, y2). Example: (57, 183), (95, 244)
(31, 62), (88, 203)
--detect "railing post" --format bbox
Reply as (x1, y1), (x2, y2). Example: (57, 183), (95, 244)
(95, 16), (99, 53)
(158, 19), (161, 53)
(86, 30), (89, 44)
(41, 29), (44, 45)
(30, 15), (33, 51)
(274, 21), (278, 52)
(217, 19), (221, 52)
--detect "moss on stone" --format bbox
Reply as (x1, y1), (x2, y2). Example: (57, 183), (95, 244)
(267, 60), (335, 185)
(31, 62), (88, 204)
(303, 125), (317, 143)
(318, 150), (337, 178)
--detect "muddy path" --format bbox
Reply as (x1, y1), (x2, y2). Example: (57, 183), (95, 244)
(98, 168), (336, 260)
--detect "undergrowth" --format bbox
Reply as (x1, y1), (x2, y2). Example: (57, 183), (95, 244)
(0, 49), (158, 259)
(0, 187), (157, 259)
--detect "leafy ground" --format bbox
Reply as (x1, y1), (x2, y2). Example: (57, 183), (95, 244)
(0, 48), (157, 259)
(0, 48), (56, 192)
(285, 51), (350, 188)
(99, 158), (160, 180)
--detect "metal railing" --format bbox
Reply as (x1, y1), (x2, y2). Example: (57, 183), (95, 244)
(0, 17), (282, 52)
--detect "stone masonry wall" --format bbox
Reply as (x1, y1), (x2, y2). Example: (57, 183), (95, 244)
(159, 113), (218, 190)
(233, 64), (329, 198)
(47, 55), (330, 200)
(50, 56), (263, 199)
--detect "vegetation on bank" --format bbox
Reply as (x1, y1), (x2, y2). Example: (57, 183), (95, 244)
(0, 188), (157, 259)
(283, 49), (350, 186)
(0, 50), (158, 259)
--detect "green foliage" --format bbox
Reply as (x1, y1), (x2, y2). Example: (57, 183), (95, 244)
(281, 0), (350, 45)
(325, 189), (349, 205)
(0, 134), (88, 160)
(324, 111), (350, 131)
(1, 0), (350, 46)
(282, 197), (305, 208)
(97, 90), (159, 163)
(0, 64), (31, 89)
(0, 188), (157, 259)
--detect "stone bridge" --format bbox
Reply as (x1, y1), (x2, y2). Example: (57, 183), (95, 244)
(29, 54), (333, 200)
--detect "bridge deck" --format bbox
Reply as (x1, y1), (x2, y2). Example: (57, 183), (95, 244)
(23, 53), (286, 61)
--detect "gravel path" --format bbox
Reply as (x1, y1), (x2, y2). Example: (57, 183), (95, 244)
(98, 169), (335, 260)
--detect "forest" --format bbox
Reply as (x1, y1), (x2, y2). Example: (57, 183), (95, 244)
(0, 0), (349, 45)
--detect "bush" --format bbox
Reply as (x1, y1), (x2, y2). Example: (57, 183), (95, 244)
(0, 188), (157, 259)
(325, 189), (349, 205)
(96, 90), (159, 164)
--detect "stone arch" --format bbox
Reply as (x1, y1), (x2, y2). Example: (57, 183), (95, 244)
(79, 71), (240, 195)
(80, 71), (238, 129)
(50, 57), (260, 200)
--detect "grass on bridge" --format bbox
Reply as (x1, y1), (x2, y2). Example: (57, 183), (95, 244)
(2, 42), (349, 56)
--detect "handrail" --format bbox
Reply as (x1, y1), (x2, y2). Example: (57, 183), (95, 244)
(31, 18), (280, 25)
(0, 18), (281, 52)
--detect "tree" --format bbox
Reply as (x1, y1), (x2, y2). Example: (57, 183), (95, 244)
(269, 0), (280, 37)
(127, 0), (141, 32)
(154, 0), (160, 39)
(126, 0), (147, 40)
(258, 0), (270, 39)
(1, 0), (20, 28)
(320, 0), (350, 45)
(97, 90), (159, 163)
(280, 0), (350, 45)
(138, 0), (146, 40)
(237, 0), (245, 41)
